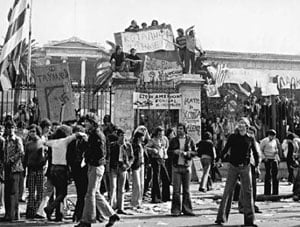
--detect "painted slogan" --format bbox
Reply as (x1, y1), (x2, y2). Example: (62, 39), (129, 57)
(115, 25), (175, 53)
(133, 92), (181, 109)
(33, 63), (75, 121)
(143, 55), (182, 82)
(182, 94), (201, 138)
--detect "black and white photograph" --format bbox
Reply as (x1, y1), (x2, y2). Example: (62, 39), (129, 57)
(0, 0), (300, 226)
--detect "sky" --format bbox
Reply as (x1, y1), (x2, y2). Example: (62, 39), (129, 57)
(0, 0), (300, 54)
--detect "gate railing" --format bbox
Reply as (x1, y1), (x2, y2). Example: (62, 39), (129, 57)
(0, 81), (113, 124)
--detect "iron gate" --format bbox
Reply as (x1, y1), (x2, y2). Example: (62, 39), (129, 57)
(0, 81), (113, 124)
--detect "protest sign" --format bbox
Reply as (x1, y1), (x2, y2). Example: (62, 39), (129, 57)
(33, 63), (75, 121)
(133, 92), (181, 109)
(206, 84), (220, 97)
(182, 95), (201, 138)
(143, 55), (182, 82)
(115, 25), (175, 53)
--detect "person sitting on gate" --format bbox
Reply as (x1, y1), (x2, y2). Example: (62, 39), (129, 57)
(125, 48), (142, 76)
(141, 22), (147, 30)
(149, 19), (159, 29)
(110, 46), (126, 72)
(125, 20), (140, 32)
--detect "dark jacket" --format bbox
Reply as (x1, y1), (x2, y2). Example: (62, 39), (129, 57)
(85, 128), (106, 167)
(221, 133), (259, 167)
(24, 136), (46, 170)
(131, 143), (144, 170)
(66, 138), (88, 173)
(169, 135), (196, 167)
(108, 141), (133, 171)
(196, 139), (215, 159)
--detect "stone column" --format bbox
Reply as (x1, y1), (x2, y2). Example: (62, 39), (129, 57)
(61, 56), (68, 64)
(176, 74), (205, 182)
(80, 57), (87, 86)
(45, 56), (51, 65)
(176, 74), (205, 142)
(112, 77), (138, 134)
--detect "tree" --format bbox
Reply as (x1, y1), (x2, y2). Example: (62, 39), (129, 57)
(93, 40), (115, 93)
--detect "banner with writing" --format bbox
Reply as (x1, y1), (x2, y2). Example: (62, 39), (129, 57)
(143, 55), (182, 82)
(116, 26), (176, 53)
(182, 95), (201, 139)
(133, 92), (181, 109)
(33, 63), (75, 121)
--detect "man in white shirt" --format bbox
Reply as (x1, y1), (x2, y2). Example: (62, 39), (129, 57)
(185, 26), (204, 74)
(260, 129), (281, 195)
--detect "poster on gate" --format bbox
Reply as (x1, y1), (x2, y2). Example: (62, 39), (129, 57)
(115, 25), (176, 53)
(143, 55), (182, 82)
(133, 92), (181, 109)
(33, 63), (75, 122)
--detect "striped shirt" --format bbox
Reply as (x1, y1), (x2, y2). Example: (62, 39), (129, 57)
(176, 36), (186, 50)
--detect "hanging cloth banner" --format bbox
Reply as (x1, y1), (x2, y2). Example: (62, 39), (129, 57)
(133, 92), (181, 109)
(115, 25), (176, 53)
(143, 55), (182, 82)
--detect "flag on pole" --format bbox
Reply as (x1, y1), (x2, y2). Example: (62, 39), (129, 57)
(0, 0), (30, 90)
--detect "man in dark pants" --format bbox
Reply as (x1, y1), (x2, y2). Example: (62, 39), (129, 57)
(215, 117), (259, 227)
(1, 120), (24, 222)
(66, 125), (88, 222)
(145, 127), (170, 203)
(260, 129), (281, 195)
(169, 123), (196, 216)
(76, 113), (119, 227)
(238, 126), (262, 214)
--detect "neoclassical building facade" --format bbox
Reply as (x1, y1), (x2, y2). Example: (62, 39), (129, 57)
(41, 36), (109, 85)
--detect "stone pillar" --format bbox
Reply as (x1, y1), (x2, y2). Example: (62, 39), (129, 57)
(112, 77), (138, 136)
(61, 56), (68, 64)
(45, 56), (51, 65)
(176, 75), (205, 182)
(176, 74), (205, 142)
(80, 57), (87, 86)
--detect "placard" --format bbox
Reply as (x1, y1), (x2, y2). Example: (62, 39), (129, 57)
(33, 63), (75, 121)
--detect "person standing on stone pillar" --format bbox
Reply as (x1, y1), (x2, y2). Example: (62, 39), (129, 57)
(185, 25), (204, 74)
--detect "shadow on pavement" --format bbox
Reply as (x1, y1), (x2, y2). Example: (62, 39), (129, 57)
(183, 225), (241, 227)
(0, 221), (71, 226)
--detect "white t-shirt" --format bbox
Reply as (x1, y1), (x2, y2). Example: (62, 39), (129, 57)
(178, 138), (186, 165)
(46, 134), (76, 165)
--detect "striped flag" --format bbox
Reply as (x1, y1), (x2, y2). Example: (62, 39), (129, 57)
(0, 0), (30, 90)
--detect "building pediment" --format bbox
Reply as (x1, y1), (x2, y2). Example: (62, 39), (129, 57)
(45, 36), (103, 50)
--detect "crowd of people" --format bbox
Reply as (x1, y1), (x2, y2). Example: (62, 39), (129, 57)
(1, 110), (300, 227)
(0, 112), (200, 227)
